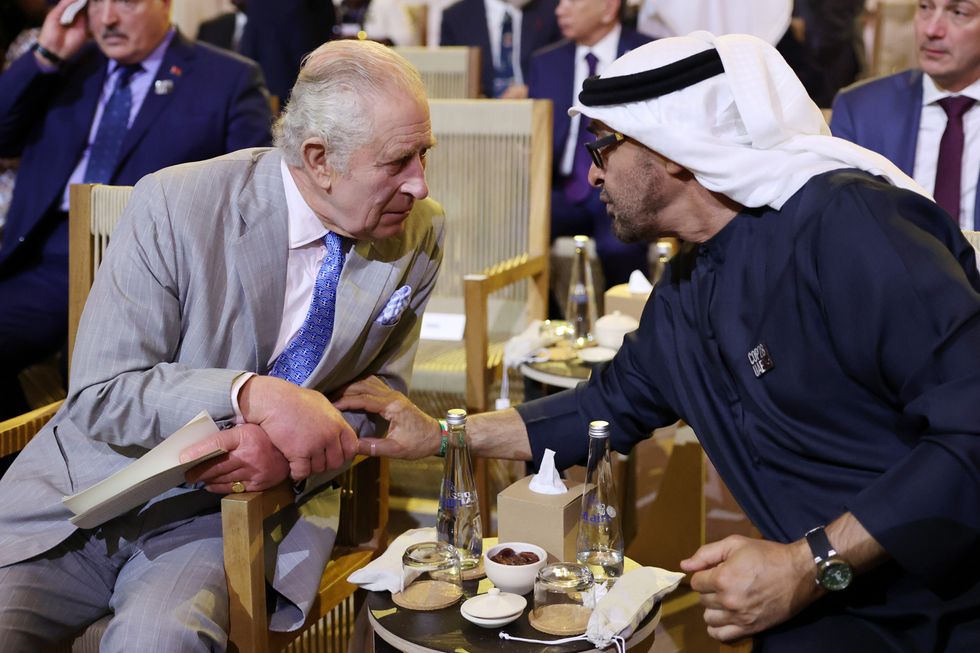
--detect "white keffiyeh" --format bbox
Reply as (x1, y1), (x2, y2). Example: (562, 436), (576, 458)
(570, 32), (928, 210)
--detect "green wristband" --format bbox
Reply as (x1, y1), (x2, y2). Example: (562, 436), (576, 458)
(437, 419), (449, 457)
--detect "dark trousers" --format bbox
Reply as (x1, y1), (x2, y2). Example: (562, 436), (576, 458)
(0, 213), (69, 420)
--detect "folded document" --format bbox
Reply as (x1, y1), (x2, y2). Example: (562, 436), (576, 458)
(62, 411), (225, 529)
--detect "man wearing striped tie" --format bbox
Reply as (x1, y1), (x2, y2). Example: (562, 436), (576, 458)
(0, 39), (444, 652)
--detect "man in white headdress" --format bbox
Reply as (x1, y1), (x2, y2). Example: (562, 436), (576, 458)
(337, 33), (980, 650)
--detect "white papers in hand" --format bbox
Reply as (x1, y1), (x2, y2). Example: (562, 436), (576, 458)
(62, 411), (225, 529)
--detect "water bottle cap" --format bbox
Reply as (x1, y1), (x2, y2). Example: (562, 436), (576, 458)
(588, 420), (610, 437)
(446, 408), (467, 426)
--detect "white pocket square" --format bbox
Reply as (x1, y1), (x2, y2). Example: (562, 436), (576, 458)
(377, 285), (412, 326)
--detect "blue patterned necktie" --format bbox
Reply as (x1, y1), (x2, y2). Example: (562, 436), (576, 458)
(83, 64), (142, 184)
(565, 52), (599, 202)
(269, 232), (345, 385)
(493, 11), (515, 97)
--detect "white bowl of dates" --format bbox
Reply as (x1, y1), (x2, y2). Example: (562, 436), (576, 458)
(484, 542), (547, 595)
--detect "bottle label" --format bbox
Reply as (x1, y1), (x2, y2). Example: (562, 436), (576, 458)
(439, 480), (477, 509)
(581, 502), (615, 523)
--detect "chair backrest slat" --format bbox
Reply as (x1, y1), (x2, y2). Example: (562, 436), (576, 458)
(426, 99), (551, 319)
(394, 46), (481, 99)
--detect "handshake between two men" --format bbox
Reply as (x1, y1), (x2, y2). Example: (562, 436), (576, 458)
(179, 375), (364, 494)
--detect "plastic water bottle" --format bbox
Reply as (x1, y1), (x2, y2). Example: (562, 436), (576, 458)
(436, 408), (483, 570)
(575, 420), (624, 584)
(565, 235), (598, 348)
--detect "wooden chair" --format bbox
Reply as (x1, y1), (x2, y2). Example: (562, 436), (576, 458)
(407, 99), (551, 532)
(0, 183), (388, 653)
(393, 46), (481, 98)
(865, 0), (917, 78)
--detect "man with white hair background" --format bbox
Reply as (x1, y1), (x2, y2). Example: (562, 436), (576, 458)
(338, 32), (980, 650)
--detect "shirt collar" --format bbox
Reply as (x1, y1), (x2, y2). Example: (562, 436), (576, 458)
(280, 158), (329, 249)
(922, 73), (980, 105)
(574, 23), (622, 67)
(485, 0), (518, 21)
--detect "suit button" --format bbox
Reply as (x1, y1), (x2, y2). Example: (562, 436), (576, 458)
(18, 236), (25, 242)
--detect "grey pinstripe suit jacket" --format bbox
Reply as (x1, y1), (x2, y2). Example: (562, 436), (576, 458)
(0, 147), (445, 630)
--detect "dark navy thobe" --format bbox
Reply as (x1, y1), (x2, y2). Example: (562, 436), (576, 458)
(516, 170), (980, 651)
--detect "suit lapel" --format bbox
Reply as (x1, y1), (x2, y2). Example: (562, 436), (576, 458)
(57, 52), (107, 186)
(974, 166), (980, 230)
(896, 70), (924, 174)
(116, 32), (194, 171)
(554, 42), (576, 163)
(474, 0), (494, 94)
(233, 150), (289, 373)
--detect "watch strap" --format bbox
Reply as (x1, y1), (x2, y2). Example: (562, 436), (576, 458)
(804, 525), (837, 564)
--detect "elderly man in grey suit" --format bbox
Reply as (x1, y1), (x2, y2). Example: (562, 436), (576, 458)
(0, 39), (443, 652)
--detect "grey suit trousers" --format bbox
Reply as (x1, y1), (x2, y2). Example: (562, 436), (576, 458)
(0, 508), (228, 652)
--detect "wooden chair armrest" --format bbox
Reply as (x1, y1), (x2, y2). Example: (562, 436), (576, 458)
(463, 253), (548, 413)
(222, 454), (388, 652)
(0, 400), (63, 457)
(464, 252), (548, 296)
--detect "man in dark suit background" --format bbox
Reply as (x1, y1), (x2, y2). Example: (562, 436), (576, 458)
(529, 0), (650, 287)
(238, 0), (337, 103)
(831, 0), (979, 229)
(195, 0), (247, 52)
(0, 0), (273, 420)
(441, 0), (561, 97)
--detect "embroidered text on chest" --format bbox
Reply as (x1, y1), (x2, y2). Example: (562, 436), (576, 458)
(747, 342), (774, 378)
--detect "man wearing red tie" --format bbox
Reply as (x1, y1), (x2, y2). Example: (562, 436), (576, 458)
(528, 0), (651, 288)
(831, 0), (979, 230)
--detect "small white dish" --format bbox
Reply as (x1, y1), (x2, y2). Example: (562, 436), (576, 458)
(578, 347), (616, 364)
(460, 589), (526, 628)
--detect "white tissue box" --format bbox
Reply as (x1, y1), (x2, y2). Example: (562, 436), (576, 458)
(497, 475), (585, 563)
(604, 284), (649, 322)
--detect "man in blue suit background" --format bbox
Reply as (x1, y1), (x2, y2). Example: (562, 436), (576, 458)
(528, 0), (651, 287)
(0, 0), (273, 420)
(441, 0), (562, 97)
(831, 0), (979, 230)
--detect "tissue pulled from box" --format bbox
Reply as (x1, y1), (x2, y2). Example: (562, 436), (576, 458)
(627, 270), (654, 294)
(528, 449), (567, 494)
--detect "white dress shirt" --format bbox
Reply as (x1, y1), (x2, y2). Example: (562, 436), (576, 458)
(230, 159), (344, 415)
(560, 24), (622, 176)
(484, 0), (524, 84)
(913, 74), (980, 229)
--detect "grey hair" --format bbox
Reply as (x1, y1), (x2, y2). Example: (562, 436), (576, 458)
(274, 40), (426, 172)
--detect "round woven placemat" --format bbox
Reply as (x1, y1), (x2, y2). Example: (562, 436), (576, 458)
(528, 604), (592, 636)
(461, 560), (485, 581)
(392, 580), (462, 611)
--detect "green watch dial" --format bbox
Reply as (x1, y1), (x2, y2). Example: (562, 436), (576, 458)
(818, 558), (853, 591)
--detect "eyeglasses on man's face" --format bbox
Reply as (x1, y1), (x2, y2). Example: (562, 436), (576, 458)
(585, 131), (625, 169)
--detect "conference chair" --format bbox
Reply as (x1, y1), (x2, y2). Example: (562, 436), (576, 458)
(0, 183), (387, 653)
(393, 46), (481, 98)
(406, 99), (551, 532)
(866, 0), (917, 78)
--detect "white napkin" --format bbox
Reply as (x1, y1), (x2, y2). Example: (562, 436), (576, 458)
(528, 449), (567, 494)
(500, 565), (685, 652)
(347, 527), (437, 593)
(586, 566), (685, 648)
(627, 270), (654, 294)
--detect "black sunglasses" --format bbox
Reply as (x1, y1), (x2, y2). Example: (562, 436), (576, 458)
(585, 131), (625, 169)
